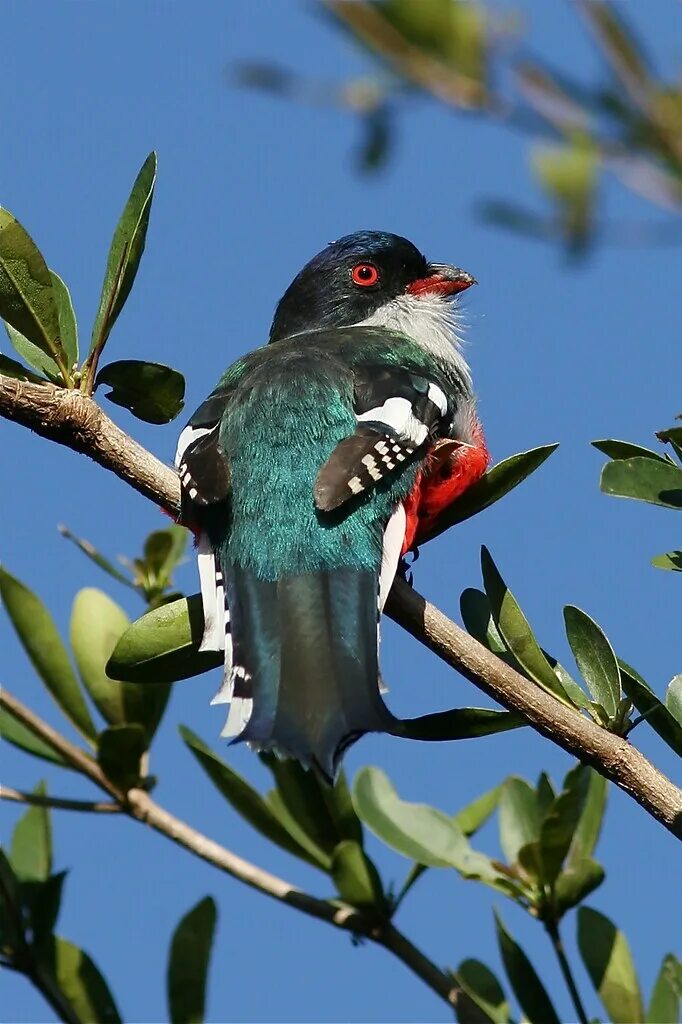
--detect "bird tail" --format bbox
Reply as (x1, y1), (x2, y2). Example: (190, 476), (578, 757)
(212, 564), (396, 782)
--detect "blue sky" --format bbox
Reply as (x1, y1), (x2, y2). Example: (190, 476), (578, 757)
(2, 3), (681, 1022)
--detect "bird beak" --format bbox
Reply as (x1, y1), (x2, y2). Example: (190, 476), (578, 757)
(406, 263), (477, 297)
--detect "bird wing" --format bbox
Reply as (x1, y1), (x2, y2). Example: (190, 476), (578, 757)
(175, 382), (235, 513)
(314, 363), (451, 512)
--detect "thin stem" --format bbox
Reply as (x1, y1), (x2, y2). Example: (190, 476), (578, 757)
(545, 919), (589, 1024)
(0, 786), (121, 813)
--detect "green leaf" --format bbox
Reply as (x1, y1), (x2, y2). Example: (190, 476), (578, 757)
(567, 768), (608, 864)
(0, 709), (71, 767)
(5, 321), (61, 380)
(22, 871), (67, 945)
(455, 786), (501, 838)
(58, 525), (134, 588)
(600, 457), (682, 509)
(564, 605), (620, 719)
(577, 906), (644, 1024)
(532, 141), (597, 251)
(666, 675), (682, 726)
(395, 706), (526, 741)
(554, 857), (605, 914)
(494, 912), (560, 1024)
(0, 209), (65, 371)
(460, 588), (508, 655)
(179, 727), (328, 871)
(0, 849), (23, 946)
(167, 896), (216, 1024)
(652, 551), (682, 572)
(142, 527), (188, 589)
(320, 768), (364, 847)
(0, 566), (96, 742)
(41, 935), (121, 1024)
(481, 548), (571, 705)
(89, 152), (157, 357)
(419, 444), (559, 542)
(592, 438), (669, 463)
(455, 959), (510, 1024)
(331, 840), (386, 911)
(0, 350), (46, 382)
(579, 3), (650, 90)
(260, 754), (342, 859)
(96, 359), (185, 425)
(107, 595), (221, 684)
(536, 772), (556, 816)
(619, 661), (682, 757)
(70, 588), (130, 725)
(539, 764), (589, 885)
(97, 724), (146, 791)
(647, 954), (681, 1024)
(498, 778), (540, 866)
(10, 782), (52, 882)
(50, 271), (78, 369)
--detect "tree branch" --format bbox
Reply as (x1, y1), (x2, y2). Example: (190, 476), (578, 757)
(2, 372), (682, 841)
(0, 786), (121, 813)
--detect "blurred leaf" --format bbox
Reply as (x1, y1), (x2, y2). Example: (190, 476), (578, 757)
(455, 958), (510, 1024)
(0, 350), (46, 382)
(0, 849), (23, 945)
(592, 438), (669, 463)
(96, 359), (185, 424)
(532, 141), (597, 251)
(179, 727), (328, 871)
(619, 660), (682, 756)
(539, 764), (589, 885)
(498, 778), (540, 866)
(478, 200), (551, 241)
(107, 594), (221, 684)
(89, 152), (157, 357)
(577, 906), (644, 1024)
(41, 935), (121, 1024)
(395, 706), (526, 741)
(578, 1), (650, 93)
(554, 857), (604, 915)
(494, 911), (560, 1024)
(666, 675), (682, 726)
(10, 782), (51, 883)
(71, 588), (130, 725)
(567, 769), (608, 865)
(167, 896), (216, 1024)
(516, 62), (590, 133)
(331, 840), (386, 910)
(0, 709), (71, 768)
(652, 551), (682, 572)
(59, 525), (134, 588)
(0, 209), (66, 373)
(357, 106), (392, 172)
(0, 566), (96, 742)
(97, 724), (146, 791)
(50, 271), (78, 369)
(481, 548), (571, 705)
(564, 605), (620, 719)
(4, 321), (61, 381)
(647, 954), (681, 1024)
(600, 457), (682, 509)
(23, 871), (67, 945)
(420, 444), (559, 541)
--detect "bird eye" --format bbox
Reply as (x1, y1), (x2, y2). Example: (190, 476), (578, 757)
(351, 263), (380, 287)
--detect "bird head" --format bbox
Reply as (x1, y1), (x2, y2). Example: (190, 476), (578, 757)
(268, 231), (475, 347)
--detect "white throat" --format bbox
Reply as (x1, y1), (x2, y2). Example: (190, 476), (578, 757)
(356, 293), (472, 390)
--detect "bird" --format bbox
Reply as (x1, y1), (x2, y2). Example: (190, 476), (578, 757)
(175, 230), (489, 782)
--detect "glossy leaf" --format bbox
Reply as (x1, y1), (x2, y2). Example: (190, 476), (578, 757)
(539, 764), (589, 885)
(498, 778), (540, 866)
(460, 588), (508, 655)
(96, 359), (185, 424)
(180, 727), (327, 871)
(167, 896), (216, 1024)
(41, 935), (121, 1024)
(50, 271), (78, 369)
(455, 958), (510, 1024)
(619, 660), (682, 757)
(666, 675), (682, 726)
(89, 152), (157, 356)
(71, 588), (130, 725)
(0, 209), (66, 371)
(10, 782), (51, 882)
(577, 906), (644, 1024)
(592, 438), (669, 463)
(420, 444), (558, 542)
(0, 709), (70, 767)
(554, 857), (604, 914)
(97, 724), (146, 791)
(58, 525), (134, 588)
(600, 457), (682, 509)
(0, 566), (96, 742)
(107, 595), (221, 684)
(5, 321), (61, 380)
(494, 912), (560, 1024)
(331, 841), (386, 910)
(564, 605), (620, 718)
(481, 548), (571, 705)
(0, 350), (45, 382)
(652, 551), (682, 572)
(647, 954), (681, 1024)
(395, 706), (525, 741)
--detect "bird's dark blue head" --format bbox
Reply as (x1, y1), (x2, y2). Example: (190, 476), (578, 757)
(269, 231), (474, 344)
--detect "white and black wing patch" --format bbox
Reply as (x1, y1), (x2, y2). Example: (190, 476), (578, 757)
(175, 386), (233, 515)
(314, 365), (450, 512)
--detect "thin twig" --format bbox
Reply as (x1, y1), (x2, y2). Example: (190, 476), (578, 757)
(544, 919), (589, 1024)
(0, 786), (121, 813)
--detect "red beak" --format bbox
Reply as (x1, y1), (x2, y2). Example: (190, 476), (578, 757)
(406, 263), (476, 297)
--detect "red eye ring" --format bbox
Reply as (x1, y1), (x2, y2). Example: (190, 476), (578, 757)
(351, 262), (380, 287)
